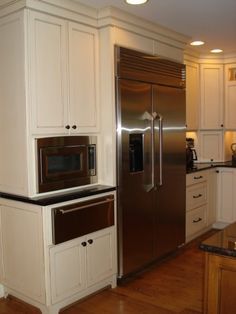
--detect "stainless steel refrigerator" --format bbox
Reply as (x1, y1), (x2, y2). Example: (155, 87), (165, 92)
(116, 47), (186, 279)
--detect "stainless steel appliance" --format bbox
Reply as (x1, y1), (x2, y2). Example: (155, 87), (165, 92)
(36, 136), (97, 193)
(116, 47), (186, 279)
(186, 137), (197, 170)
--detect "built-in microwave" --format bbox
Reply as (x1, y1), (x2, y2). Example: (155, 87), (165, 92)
(36, 136), (97, 193)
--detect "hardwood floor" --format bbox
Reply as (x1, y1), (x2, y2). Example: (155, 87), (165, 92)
(0, 230), (217, 314)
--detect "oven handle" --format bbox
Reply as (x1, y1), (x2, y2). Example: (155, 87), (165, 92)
(57, 198), (113, 215)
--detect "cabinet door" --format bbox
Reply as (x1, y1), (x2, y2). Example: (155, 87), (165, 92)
(199, 131), (223, 162)
(49, 238), (86, 304)
(185, 61), (199, 130)
(225, 64), (236, 129)
(29, 11), (68, 134)
(68, 22), (99, 133)
(86, 228), (116, 287)
(200, 64), (224, 129)
(216, 168), (236, 223)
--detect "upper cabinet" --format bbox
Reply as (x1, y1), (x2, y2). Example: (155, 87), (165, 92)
(185, 60), (199, 130)
(224, 64), (236, 129)
(29, 11), (99, 135)
(200, 64), (224, 130)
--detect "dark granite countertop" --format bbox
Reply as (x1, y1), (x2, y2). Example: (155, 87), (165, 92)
(0, 184), (116, 206)
(199, 222), (236, 258)
(187, 160), (236, 174)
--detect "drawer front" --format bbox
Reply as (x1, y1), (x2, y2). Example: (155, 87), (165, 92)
(186, 183), (207, 211)
(186, 205), (207, 237)
(186, 171), (208, 186)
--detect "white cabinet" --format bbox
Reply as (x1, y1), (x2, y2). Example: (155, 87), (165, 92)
(224, 64), (236, 129)
(216, 168), (236, 224)
(186, 170), (215, 242)
(185, 60), (199, 130)
(0, 192), (117, 314)
(50, 227), (115, 304)
(199, 131), (223, 162)
(30, 11), (99, 135)
(200, 64), (224, 130)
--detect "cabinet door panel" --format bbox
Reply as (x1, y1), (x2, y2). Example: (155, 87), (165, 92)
(68, 23), (99, 132)
(50, 239), (86, 304)
(199, 131), (223, 162)
(30, 12), (68, 134)
(200, 65), (223, 129)
(86, 228), (115, 287)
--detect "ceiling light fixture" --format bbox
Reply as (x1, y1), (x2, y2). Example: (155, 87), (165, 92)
(190, 40), (205, 46)
(125, 0), (149, 5)
(210, 49), (223, 53)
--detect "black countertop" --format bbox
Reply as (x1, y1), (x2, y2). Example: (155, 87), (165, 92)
(200, 222), (236, 258)
(0, 184), (116, 206)
(187, 160), (236, 174)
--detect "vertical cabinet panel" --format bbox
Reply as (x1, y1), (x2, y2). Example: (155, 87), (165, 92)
(200, 64), (224, 129)
(199, 131), (223, 162)
(68, 23), (98, 132)
(185, 61), (199, 130)
(225, 64), (236, 129)
(30, 12), (68, 134)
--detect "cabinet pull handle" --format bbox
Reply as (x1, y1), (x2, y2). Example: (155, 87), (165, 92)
(193, 217), (202, 223)
(65, 125), (70, 129)
(194, 175), (203, 180)
(72, 125), (77, 129)
(88, 239), (93, 245)
(81, 241), (87, 247)
(193, 194), (202, 199)
(57, 198), (113, 215)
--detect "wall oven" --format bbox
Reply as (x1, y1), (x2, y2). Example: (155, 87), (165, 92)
(36, 136), (97, 193)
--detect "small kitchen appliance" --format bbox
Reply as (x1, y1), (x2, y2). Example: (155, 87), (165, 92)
(186, 137), (197, 170)
(231, 143), (236, 165)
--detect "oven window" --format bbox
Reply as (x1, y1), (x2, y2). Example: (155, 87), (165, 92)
(47, 154), (82, 174)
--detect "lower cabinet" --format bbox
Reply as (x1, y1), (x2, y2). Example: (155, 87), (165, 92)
(0, 192), (117, 314)
(50, 227), (116, 304)
(186, 169), (216, 242)
(203, 253), (236, 314)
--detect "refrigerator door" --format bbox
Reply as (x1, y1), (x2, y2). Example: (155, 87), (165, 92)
(117, 78), (155, 278)
(153, 84), (186, 258)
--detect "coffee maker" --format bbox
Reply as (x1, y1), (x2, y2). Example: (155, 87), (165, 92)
(186, 138), (197, 169)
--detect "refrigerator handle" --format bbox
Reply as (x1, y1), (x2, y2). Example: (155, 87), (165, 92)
(142, 111), (155, 192)
(157, 114), (163, 186)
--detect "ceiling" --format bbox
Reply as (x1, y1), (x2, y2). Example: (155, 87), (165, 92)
(74, 0), (236, 56)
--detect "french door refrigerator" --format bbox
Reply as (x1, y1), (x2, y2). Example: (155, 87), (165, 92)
(116, 47), (186, 279)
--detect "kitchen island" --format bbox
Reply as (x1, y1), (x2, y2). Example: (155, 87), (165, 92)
(200, 222), (236, 314)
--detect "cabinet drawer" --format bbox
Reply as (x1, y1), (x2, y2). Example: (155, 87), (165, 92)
(186, 205), (207, 237)
(186, 183), (207, 211)
(187, 171), (208, 186)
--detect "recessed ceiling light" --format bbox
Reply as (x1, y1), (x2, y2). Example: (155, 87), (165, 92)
(125, 0), (149, 5)
(210, 49), (223, 53)
(190, 41), (205, 46)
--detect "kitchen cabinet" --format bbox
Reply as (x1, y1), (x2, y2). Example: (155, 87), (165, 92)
(199, 131), (223, 162)
(224, 64), (236, 129)
(0, 191), (117, 314)
(185, 60), (199, 130)
(216, 168), (236, 224)
(30, 11), (99, 135)
(50, 227), (116, 304)
(203, 253), (236, 314)
(200, 64), (224, 130)
(186, 170), (216, 242)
